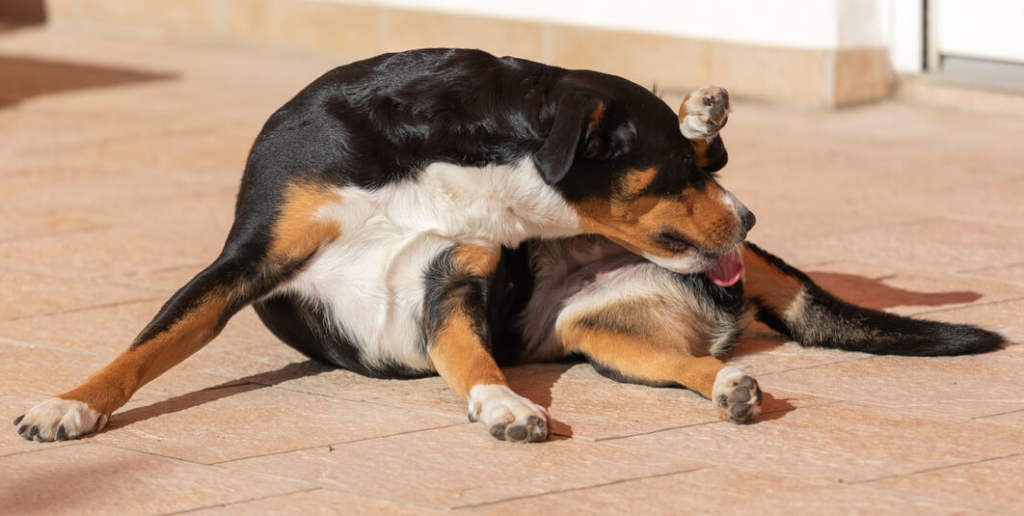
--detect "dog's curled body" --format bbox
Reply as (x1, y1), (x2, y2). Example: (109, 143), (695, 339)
(14, 49), (1005, 443)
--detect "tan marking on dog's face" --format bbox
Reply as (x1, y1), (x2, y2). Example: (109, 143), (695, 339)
(269, 182), (342, 264)
(616, 167), (658, 198)
(429, 311), (507, 399)
(574, 171), (741, 260)
(453, 243), (501, 277)
(58, 289), (232, 415)
(590, 101), (606, 127)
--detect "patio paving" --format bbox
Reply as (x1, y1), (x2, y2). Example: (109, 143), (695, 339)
(1, 26), (1023, 515)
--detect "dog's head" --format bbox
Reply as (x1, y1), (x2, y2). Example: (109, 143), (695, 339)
(532, 74), (755, 278)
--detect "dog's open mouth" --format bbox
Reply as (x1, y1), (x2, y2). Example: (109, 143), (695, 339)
(705, 247), (743, 287)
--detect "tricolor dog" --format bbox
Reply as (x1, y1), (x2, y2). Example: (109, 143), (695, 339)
(15, 49), (1005, 443)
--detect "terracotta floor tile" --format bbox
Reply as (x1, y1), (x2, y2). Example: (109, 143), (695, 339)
(265, 358), (464, 416)
(725, 328), (870, 375)
(0, 444), (307, 515)
(83, 191), (236, 234)
(966, 262), (1024, 288)
(798, 261), (1024, 316)
(461, 468), (973, 516)
(0, 269), (158, 322)
(177, 343), (314, 380)
(223, 424), (704, 509)
(0, 209), (103, 243)
(91, 385), (457, 464)
(0, 302), (280, 357)
(979, 410), (1024, 429)
(778, 218), (1024, 274)
(863, 454), (1024, 514)
(604, 402), (1024, 483)
(921, 299), (1024, 344)
(185, 488), (448, 516)
(0, 226), (224, 286)
(764, 349), (1024, 419)
(776, 219), (1024, 274)
(52, 127), (255, 177)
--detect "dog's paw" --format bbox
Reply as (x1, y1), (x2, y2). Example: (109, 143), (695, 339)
(680, 85), (731, 141)
(711, 365), (761, 424)
(14, 398), (108, 442)
(468, 384), (551, 443)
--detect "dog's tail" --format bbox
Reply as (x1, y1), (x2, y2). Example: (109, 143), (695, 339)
(741, 242), (1006, 356)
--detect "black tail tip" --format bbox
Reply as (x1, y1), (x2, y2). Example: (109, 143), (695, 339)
(927, 324), (1008, 356)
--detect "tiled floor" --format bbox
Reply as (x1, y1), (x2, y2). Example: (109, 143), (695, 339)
(1, 27), (1023, 516)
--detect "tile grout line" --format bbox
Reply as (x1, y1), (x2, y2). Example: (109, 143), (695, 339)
(0, 295), (167, 324)
(593, 400), (844, 444)
(850, 451), (1024, 486)
(450, 468), (707, 512)
(959, 259), (1024, 274)
(841, 482), (1009, 515)
(909, 295), (1024, 317)
(0, 336), (114, 359)
(975, 407), (1024, 420)
(755, 354), (878, 377)
(209, 420), (468, 468)
(153, 487), (322, 516)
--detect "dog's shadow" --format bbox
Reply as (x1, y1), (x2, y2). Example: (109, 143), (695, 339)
(99, 272), (987, 436)
(101, 360), (333, 432)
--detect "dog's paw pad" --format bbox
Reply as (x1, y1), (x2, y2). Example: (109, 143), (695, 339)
(680, 85), (731, 140)
(469, 385), (551, 443)
(712, 366), (761, 424)
(14, 398), (107, 442)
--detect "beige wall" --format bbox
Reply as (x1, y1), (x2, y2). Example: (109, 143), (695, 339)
(42, 0), (892, 108)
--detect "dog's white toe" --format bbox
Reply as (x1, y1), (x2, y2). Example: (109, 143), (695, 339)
(711, 365), (762, 424)
(680, 85), (731, 140)
(468, 384), (550, 443)
(14, 398), (107, 442)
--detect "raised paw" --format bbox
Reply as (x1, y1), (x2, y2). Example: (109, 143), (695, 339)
(711, 365), (762, 424)
(14, 398), (108, 442)
(468, 384), (551, 443)
(680, 85), (731, 140)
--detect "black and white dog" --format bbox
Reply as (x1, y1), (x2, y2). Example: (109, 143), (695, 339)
(15, 49), (1003, 443)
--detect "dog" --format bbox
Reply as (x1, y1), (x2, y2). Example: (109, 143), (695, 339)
(14, 48), (1005, 443)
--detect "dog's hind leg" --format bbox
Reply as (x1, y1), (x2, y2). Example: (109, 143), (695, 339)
(424, 243), (550, 443)
(679, 85), (730, 172)
(14, 182), (342, 442)
(558, 303), (762, 424)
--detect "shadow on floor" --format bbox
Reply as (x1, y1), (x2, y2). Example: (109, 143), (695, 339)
(99, 360), (333, 432)
(0, 0), (46, 26)
(0, 55), (176, 109)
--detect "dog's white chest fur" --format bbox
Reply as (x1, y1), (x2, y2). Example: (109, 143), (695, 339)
(276, 161), (579, 370)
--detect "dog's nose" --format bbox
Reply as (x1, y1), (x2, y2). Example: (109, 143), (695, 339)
(742, 210), (757, 233)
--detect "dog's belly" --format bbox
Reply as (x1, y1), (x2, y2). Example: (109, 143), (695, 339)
(266, 230), (449, 375)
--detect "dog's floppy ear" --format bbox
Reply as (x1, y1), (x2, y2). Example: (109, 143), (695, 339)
(533, 97), (634, 185)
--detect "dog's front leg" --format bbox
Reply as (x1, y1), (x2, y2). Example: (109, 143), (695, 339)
(423, 243), (550, 443)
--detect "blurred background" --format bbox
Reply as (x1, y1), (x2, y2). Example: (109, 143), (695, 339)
(2, 0), (1023, 110)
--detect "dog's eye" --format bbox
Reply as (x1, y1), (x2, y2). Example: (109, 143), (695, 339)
(654, 230), (694, 252)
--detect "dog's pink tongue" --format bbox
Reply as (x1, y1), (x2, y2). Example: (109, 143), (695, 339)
(705, 248), (743, 287)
